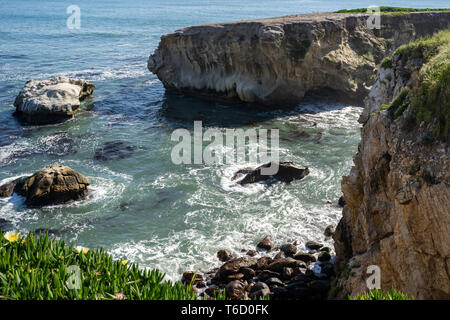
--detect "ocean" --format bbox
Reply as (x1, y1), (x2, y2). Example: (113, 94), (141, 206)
(0, 0), (447, 280)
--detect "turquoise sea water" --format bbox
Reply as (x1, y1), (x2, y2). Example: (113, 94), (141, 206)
(0, 0), (448, 280)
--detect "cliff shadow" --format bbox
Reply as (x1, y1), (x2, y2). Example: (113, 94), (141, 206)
(156, 88), (358, 129)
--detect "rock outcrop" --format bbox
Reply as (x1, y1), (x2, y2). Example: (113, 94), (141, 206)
(232, 161), (309, 185)
(14, 77), (95, 124)
(149, 12), (450, 107)
(0, 164), (90, 207)
(333, 33), (450, 299)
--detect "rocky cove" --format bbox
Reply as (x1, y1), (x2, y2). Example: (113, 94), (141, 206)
(148, 11), (450, 299)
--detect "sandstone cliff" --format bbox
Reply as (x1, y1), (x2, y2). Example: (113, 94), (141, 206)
(333, 31), (450, 299)
(149, 12), (450, 107)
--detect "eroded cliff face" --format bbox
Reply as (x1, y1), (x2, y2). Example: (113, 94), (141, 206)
(333, 43), (450, 299)
(149, 12), (450, 107)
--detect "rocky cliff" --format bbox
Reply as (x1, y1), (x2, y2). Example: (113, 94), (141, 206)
(149, 12), (450, 107)
(333, 31), (450, 299)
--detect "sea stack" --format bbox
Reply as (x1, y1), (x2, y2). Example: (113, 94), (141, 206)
(14, 76), (95, 124)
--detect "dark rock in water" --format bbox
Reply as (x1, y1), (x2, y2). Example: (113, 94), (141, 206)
(20, 164), (90, 207)
(94, 141), (136, 161)
(217, 257), (257, 280)
(320, 246), (331, 253)
(225, 280), (246, 300)
(268, 258), (304, 272)
(293, 252), (316, 263)
(280, 243), (297, 256)
(324, 225), (335, 237)
(181, 271), (203, 285)
(305, 240), (323, 250)
(246, 249), (257, 257)
(338, 196), (346, 207)
(217, 249), (233, 262)
(318, 251), (331, 262)
(0, 177), (27, 198)
(39, 132), (79, 156)
(249, 281), (270, 299)
(233, 161), (309, 185)
(257, 235), (274, 251)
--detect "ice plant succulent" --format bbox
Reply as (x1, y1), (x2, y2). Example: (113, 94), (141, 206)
(4, 231), (20, 242)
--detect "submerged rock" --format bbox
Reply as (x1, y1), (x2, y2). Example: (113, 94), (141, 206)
(94, 141), (136, 161)
(14, 77), (95, 125)
(0, 164), (90, 207)
(233, 161), (309, 185)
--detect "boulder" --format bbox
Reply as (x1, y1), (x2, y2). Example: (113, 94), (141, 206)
(234, 162), (309, 185)
(217, 257), (257, 280)
(217, 249), (233, 262)
(225, 280), (246, 300)
(181, 271), (203, 285)
(256, 257), (274, 270)
(268, 258), (304, 272)
(0, 164), (90, 207)
(280, 243), (297, 256)
(249, 282), (271, 299)
(318, 252), (331, 262)
(324, 225), (335, 237)
(14, 77), (94, 124)
(293, 252), (316, 263)
(305, 241), (322, 250)
(256, 235), (274, 251)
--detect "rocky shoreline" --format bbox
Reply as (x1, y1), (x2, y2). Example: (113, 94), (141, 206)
(181, 231), (337, 300)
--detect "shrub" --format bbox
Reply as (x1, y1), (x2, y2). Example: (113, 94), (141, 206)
(0, 231), (199, 300)
(348, 288), (415, 300)
(380, 57), (393, 69)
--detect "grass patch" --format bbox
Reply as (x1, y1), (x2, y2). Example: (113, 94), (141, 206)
(408, 30), (450, 140)
(336, 7), (450, 14)
(394, 31), (448, 64)
(349, 288), (415, 300)
(0, 231), (199, 300)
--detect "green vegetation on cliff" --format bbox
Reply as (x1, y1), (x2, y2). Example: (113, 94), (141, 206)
(0, 231), (198, 300)
(408, 31), (450, 140)
(336, 7), (450, 14)
(381, 30), (449, 140)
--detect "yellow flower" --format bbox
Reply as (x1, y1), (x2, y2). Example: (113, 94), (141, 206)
(4, 231), (21, 242)
(22, 239), (26, 244)
(75, 246), (89, 254)
(121, 260), (128, 265)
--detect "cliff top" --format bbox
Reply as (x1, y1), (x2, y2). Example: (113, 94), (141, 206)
(172, 11), (450, 32)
